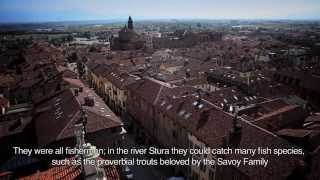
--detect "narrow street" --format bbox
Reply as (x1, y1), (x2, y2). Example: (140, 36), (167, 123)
(84, 79), (169, 180)
(123, 133), (168, 180)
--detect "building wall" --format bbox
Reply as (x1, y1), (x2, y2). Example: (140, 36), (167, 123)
(308, 147), (320, 180)
(88, 71), (127, 116)
(188, 133), (217, 180)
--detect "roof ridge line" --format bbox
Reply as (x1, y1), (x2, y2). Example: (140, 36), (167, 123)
(153, 85), (164, 105)
(56, 110), (81, 141)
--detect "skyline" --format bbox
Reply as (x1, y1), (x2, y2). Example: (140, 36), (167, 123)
(1, 0), (320, 23)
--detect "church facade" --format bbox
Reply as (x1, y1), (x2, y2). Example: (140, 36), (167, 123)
(111, 16), (145, 50)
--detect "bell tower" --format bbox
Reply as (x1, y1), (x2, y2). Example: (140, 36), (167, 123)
(128, 16), (133, 30)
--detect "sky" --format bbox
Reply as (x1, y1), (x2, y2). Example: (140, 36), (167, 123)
(1, 0), (320, 22)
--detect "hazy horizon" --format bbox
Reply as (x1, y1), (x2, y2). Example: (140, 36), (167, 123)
(1, 0), (320, 23)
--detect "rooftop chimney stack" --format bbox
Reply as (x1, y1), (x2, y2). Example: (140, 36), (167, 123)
(200, 109), (210, 123)
(184, 59), (189, 66)
(231, 107), (242, 136)
(74, 123), (85, 149)
(186, 69), (191, 78)
(74, 89), (79, 96)
(84, 97), (94, 107)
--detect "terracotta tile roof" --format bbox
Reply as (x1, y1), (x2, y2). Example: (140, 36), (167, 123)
(0, 155), (39, 172)
(126, 78), (168, 105)
(0, 97), (10, 108)
(35, 89), (80, 146)
(308, 146), (320, 180)
(203, 87), (248, 107)
(171, 77), (207, 86)
(276, 128), (313, 138)
(104, 69), (138, 90)
(157, 95), (233, 146)
(303, 75), (320, 93)
(35, 79), (122, 147)
(240, 99), (290, 119)
(226, 120), (304, 180)
(19, 157), (120, 180)
(275, 69), (320, 94)
(0, 117), (32, 138)
(240, 99), (307, 132)
(85, 51), (148, 67)
(154, 93), (303, 180)
(90, 63), (113, 77)
(57, 66), (78, 79)
(89, 63), (138, 89)
(305, 115), (320, 123)
(23, 43), (65, 67)
(0, 74), (17, 88)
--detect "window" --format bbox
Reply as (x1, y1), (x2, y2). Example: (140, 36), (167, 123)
(200, 160), (206, 172)
(193, 145), (201, 158)
(209, 169), (215, 180)
(172, 130), (177, 138)
(191, 171), (199, 180)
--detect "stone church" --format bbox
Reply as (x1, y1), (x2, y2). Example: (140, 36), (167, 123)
(111, 16), (145, 50)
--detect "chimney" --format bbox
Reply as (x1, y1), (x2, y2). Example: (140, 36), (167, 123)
(36, 105), (51, 113)
(1, 107), (5, 115)
(184, 59), (189, 66)
(230, 111), (242, 137)
(194, 89), (203, 109)
(9, 117), (24, 132)
(200, 109), (210, 123)
(84, 97), (94, 107)
(74, 123), (85, 148)
(130, 59), (136, 66)
(186, 69), (191, 78)
(74, 89), (79, 96)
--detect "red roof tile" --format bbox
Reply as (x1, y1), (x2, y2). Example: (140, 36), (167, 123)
(35, 79), (122, 147)
(154, 94), (303, 180)
(19, 157), (120, 180)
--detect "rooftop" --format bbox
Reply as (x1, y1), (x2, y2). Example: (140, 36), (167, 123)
(34, 78), (122, 147)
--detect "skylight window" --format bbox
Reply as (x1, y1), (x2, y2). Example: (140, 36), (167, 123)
(193, 101), (198, 106)
(178, 110), (186, 116)
(229, 106), (234, 112)
(166, 104), (173, 110)
(233, 95), (239, 101)
(184, 113), (192, 119)
(56, 106), (62, 112)
(197, 104), (204, 109)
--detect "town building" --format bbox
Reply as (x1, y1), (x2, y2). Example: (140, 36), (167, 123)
(111, 16), (145, 51)
(34, 78), (125, 151)
(126, 77), (305, 180)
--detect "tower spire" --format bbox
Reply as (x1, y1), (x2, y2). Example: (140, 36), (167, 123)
(128, 16), (133, 30)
